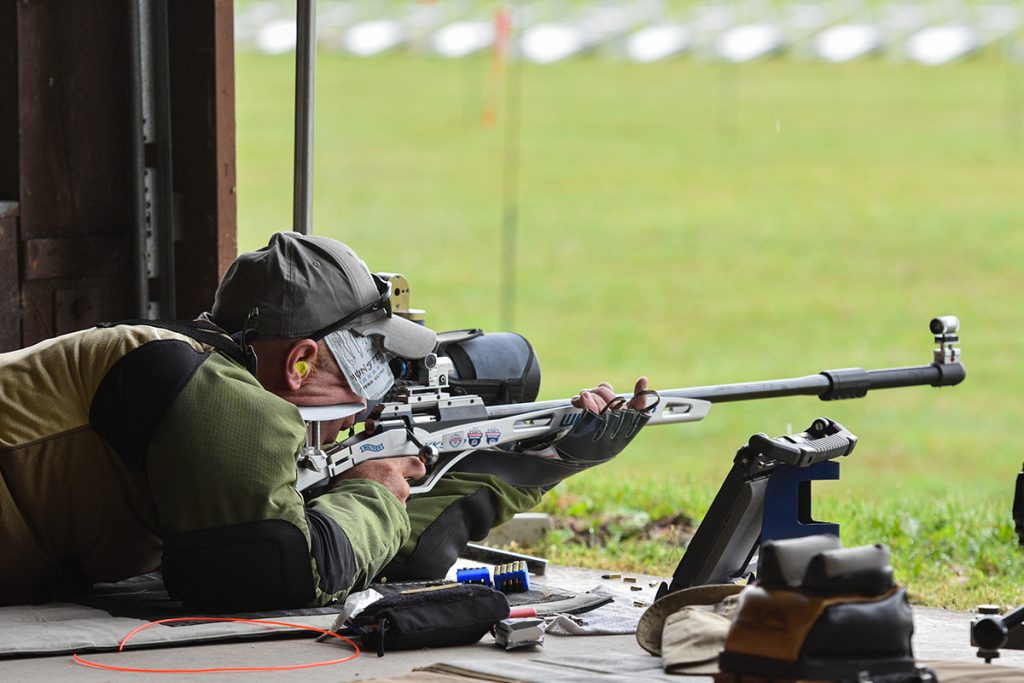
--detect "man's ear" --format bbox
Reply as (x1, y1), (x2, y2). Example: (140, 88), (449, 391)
(284, 339), (320, 392)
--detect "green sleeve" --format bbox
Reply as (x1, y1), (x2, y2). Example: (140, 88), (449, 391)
(379, 472), (543, 581)
(405, 472), (543, 551)
(307, 479), (410, 600)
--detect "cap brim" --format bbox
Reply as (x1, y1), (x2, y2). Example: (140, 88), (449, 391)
(636, 583), (745, 656)
(352, 315), (437, 359)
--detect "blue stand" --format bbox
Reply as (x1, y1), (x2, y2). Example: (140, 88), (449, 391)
(761, 460), (840, 544)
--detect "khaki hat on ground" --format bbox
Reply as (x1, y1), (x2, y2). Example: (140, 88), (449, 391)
(635, 583), (744, 656)
(210, 232), (436, 359)
(661, 607), (733, 675)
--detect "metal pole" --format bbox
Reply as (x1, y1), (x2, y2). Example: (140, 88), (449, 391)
(499, 3), (523, 330)
(128, 0), (149, 318)
(152, 0), (176, 317)
(293, 0), (317, 235)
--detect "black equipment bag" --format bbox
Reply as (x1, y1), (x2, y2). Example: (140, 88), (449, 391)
(346, 583), (509, 656)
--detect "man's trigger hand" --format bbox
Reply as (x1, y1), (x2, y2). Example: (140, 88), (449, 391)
(334, 457), (427, 504)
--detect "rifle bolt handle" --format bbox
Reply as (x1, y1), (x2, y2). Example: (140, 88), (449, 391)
(419, 445), (440, 468)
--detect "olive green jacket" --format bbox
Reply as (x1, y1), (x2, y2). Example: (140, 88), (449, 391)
(0, 324), (541, 608)
(0, 327), (355, 605)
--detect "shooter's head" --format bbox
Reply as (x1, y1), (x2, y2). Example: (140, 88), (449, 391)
(208, 232), (437, 404)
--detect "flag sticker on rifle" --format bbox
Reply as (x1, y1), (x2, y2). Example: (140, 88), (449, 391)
(467, 429), (483, 447)
(446, 433), (464, 449)
(486, 428), (501, 445)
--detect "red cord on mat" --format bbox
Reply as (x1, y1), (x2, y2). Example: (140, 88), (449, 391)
(71, 617), (360, 673)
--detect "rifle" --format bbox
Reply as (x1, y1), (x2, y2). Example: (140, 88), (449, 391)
(295, 316), (964, 495)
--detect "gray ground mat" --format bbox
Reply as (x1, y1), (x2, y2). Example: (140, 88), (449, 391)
(0, 572), (596, 658)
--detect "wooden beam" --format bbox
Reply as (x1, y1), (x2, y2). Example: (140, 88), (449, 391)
(168, 0), (237, 318)
(17, 1), (133, 239)
(14, 2), (135, 344)
(0, 1), (18, 200)
(0, 205), (21, 351)
(22, 236), (131, 280)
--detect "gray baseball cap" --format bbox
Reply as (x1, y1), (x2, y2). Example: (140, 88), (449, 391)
(210, 232), (436, 359)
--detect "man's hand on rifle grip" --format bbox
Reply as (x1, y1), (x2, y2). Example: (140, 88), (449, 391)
(333, 456), (427, 505)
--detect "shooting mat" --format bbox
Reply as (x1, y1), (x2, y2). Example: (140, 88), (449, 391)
(0, 571), (601, 658)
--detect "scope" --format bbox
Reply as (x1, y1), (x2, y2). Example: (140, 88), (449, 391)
(389, 331), (541, 406)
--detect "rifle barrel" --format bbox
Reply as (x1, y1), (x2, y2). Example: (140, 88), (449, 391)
(864, 363), (965, 391)
(484, 362), (965, 418)
(660, 374), (828, 403)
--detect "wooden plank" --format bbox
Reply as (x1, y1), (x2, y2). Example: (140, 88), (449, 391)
(54, 286), (103, 336)
(0, 214), (21, 351)
(0, 1), (18, 200)
(23, 236), (130, 281)
(168, 0), (237, 318)
(20, 281), (53, 344)
(211, 0), (239, 280)
(17, 1), (133, 238)
(22, 276), (132, 345)
(16, 1), (136, 345)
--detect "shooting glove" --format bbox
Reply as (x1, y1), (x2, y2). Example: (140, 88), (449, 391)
(544, 393), (656, 468)
(438, 391), (659, 491)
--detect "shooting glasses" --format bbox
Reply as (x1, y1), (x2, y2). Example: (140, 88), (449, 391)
(309, 273), (392, 341)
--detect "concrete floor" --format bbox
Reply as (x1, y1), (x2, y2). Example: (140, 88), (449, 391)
(1, 565), (1022, 682)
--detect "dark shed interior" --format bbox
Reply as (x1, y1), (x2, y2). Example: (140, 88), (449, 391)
(1, 0), (238, 352)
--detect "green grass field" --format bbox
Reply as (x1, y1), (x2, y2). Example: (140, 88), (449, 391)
(236, 50), (1024, 608)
